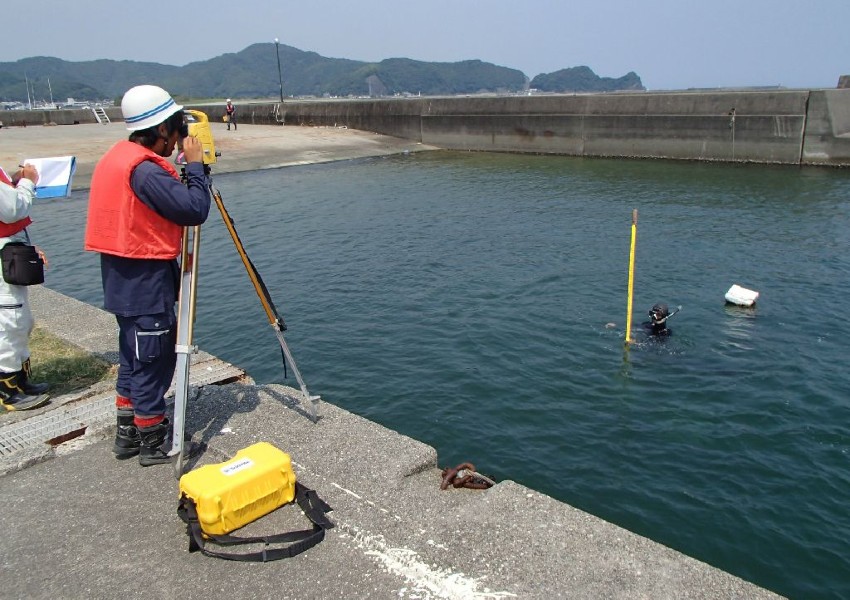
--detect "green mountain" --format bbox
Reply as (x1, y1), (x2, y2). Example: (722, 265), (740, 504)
(0, 45), (642, 103)
(530, 66), (644, 93)
(0, 56), (178, 104)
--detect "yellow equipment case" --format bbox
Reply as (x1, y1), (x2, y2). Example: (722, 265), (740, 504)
(177, 442), (333, 562)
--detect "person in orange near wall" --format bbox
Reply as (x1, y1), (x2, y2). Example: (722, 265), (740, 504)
(0, 163), (50, 411)
(225, 98), (237, 131)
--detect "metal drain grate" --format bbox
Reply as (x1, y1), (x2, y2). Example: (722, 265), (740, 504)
(0, 356), (246, 457)
(0, 394), (113, 456)
(0, 353), (245, 457)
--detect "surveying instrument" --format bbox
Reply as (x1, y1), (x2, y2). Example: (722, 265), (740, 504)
(169, 110), (320, 477)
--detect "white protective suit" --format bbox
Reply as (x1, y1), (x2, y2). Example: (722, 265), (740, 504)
(0, 178), (37, 374)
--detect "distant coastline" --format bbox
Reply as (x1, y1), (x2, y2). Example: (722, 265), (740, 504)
(0, 44), (643, 103)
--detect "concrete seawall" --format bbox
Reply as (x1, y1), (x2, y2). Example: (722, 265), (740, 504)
(270, 91), (850, 166)
(4, 89), (849, 166)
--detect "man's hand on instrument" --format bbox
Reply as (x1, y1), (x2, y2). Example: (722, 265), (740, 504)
(182, 136), (204, 164)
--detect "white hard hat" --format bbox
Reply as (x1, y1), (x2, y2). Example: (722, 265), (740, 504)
(226, 98), (232, 102)
(121, 84), (183, 131)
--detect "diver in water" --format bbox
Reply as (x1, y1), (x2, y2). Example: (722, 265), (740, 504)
(643, 303), (679, 336)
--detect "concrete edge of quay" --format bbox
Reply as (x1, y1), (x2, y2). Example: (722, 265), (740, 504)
(0, 286), (785, 600)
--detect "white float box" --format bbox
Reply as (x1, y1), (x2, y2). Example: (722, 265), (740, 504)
(725, 284), (759, 307)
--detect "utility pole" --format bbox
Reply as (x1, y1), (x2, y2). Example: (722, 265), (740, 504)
(274, 38), (284, 103)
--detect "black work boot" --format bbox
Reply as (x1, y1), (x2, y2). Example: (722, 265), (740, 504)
(20, 358), (49, 395)
(0, 370), (50, 411)
(138, 417), (202, 468)
(113, 408), (141, 459)
(138, 418), (173, 466)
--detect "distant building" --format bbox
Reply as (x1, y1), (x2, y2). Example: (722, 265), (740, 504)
(63, 98), (91, 108)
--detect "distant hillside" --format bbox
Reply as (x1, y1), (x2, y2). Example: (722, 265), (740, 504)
(0, 45), (642, 103)
(530, 66), (644, 93)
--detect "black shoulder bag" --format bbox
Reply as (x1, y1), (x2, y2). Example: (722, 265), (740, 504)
(1, 242), (44, 286)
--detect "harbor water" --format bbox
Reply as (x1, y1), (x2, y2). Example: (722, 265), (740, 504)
(32, 151), (850, 599)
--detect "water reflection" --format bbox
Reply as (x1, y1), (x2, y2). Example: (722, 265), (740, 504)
(721, 303), (758, 350)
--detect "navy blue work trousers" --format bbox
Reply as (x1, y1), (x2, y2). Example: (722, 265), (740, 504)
(115, 311), (177, 418)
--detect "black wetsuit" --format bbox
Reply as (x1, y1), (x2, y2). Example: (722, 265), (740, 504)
(642, 321), (671, 337)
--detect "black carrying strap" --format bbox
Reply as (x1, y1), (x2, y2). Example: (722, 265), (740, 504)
(178, 482), (334, 562)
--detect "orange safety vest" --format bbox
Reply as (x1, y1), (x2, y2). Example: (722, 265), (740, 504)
(0, 170), (32, 237)
(84, 141), (183, 259)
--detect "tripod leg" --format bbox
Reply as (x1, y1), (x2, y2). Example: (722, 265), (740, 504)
(210, 182), (321, 422)
(170, 225), (201, 478)
(272, 327), (320, 422)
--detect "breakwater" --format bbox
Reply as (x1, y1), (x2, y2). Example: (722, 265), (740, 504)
(6, 89), (850, 166)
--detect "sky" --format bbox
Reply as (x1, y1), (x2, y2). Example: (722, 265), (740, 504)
(3, 0), (849, 91)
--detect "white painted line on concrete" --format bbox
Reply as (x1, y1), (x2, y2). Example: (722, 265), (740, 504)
(330, 481), (393, 515)
(297, 461), (516, 598)
(340, 526), (517, 600)
(331, 481), (363, 500)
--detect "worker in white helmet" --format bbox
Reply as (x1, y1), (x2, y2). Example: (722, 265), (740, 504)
(84, 84), (210, 466)
(225, 98), (236, 131)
